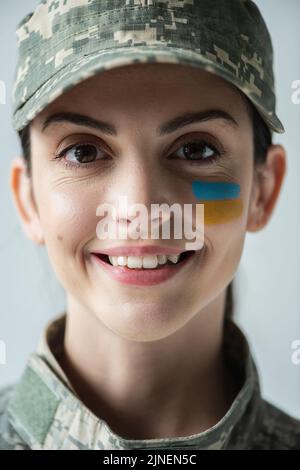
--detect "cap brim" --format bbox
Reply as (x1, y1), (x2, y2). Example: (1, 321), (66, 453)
(12, 46), (285, 134)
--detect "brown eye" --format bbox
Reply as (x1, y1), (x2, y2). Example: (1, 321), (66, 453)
(64, 144), (105, 163)
(172, 140), (220, 162)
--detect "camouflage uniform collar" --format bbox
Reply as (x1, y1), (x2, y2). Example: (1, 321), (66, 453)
(36, 313), (76, 394)
(7, 315), (262, 449)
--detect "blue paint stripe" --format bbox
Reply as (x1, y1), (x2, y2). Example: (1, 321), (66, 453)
(192, 181), (240, 200)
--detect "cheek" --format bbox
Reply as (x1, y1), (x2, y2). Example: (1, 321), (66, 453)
(191, 179), (248, 265)
(192, 181), (244, 225)
(38, 186), (103, 252)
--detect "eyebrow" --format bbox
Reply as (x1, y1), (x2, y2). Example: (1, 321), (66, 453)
(41, 109), (238, 136)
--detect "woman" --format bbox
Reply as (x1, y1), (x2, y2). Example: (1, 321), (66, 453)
(1, 0), (299, 450)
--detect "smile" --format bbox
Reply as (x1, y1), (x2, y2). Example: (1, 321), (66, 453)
(90, 250), (198, 286)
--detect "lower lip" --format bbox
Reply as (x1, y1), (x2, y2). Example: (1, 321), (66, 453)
(90, 252), (199, 286)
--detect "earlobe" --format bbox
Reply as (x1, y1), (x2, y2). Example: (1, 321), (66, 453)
(246, 144), (287, 233)
(10, 156), (45, 245)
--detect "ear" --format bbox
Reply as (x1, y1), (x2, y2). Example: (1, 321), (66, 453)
(10, 156), (45, 245)
(247, 144), (287, 232)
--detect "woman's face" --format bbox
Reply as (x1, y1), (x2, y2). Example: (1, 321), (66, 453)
(21, 64), (258, 340)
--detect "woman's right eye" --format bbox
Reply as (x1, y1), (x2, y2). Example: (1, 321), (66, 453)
(55, 143), (110, 166)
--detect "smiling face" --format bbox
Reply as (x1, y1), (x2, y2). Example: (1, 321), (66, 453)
(10, 63), (285, 341)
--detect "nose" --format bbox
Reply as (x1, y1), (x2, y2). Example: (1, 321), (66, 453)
(110, 158), (172, 231)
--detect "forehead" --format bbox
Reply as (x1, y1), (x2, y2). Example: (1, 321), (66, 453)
(34, 63), (248, 129)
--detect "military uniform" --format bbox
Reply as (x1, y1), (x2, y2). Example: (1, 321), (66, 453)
(0, 314), (300, 450)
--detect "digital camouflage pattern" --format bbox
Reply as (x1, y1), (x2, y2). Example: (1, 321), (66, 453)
(12, 0), (285, 134)
(0, 314), (300, 450)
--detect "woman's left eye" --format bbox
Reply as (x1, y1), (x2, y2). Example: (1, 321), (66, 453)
(54, 143), (109, 167)
(170, 139), (222, 164)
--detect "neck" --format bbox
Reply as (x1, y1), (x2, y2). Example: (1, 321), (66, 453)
(59, 292), (239, 440)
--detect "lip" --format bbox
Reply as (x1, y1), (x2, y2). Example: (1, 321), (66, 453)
(90, 249), (200, 286)
(91, 245), (185, 256)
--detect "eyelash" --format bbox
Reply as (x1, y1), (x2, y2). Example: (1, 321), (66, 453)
(170, 138), (224, 165)
(51, 137), (225, 170)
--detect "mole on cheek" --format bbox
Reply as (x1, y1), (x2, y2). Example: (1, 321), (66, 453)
(192, 180), (243, 224)
(57, 235), (63, 241)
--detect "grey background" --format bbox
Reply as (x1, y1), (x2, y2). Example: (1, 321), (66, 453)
(0, 0), (299, 418)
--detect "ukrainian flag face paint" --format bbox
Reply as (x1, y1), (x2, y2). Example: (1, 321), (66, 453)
(192, 181), (243, 225)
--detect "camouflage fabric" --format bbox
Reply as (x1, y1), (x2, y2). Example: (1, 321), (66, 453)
(12, 0), (285, 134)
(0, 314), (300, 450)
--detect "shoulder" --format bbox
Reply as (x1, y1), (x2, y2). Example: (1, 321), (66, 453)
(253, 398), (300, 450)
(0, 383), (30, 450)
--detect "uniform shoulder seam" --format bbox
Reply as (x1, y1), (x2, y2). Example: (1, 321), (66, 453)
(0, 384), (17, 415)
(253, 399), (300, 449)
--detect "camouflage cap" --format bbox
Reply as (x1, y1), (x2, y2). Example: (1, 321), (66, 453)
(12, 0), (285, 134)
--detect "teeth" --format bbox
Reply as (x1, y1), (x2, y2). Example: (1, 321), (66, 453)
(167, 254), (180, 264)
(158, 255), (167, 264)
(108, 253), (181, 269)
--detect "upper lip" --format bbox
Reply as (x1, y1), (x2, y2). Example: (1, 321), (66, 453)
(91, 245), (187, 256)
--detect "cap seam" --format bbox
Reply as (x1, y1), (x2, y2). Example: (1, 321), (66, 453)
(18, 4), (181, 54)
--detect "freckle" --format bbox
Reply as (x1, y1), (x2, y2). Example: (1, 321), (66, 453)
(57, 235), (63, 241)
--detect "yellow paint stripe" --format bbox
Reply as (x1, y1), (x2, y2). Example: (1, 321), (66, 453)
(196, 199), (243, 225)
